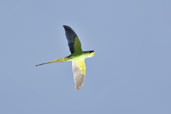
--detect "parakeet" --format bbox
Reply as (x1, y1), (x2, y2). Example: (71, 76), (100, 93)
(36, 25), (95, 90)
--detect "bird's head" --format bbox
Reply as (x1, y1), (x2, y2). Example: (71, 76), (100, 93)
(88, 50), (95, 57)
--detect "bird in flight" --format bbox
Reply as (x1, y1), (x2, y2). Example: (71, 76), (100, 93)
(36, 25), (95, 90)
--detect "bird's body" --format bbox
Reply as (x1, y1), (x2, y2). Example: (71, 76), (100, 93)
(36, 25), (95, 90)
(67, 51), (95, 61)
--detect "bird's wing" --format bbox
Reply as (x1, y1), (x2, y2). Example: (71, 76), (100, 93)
(63, 25), (82, 54)
(72, 60), (86, 90)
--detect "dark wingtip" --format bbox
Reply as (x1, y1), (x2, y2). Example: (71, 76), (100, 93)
(63, 25), (72, 30)
(63, 25), (68, 27)
(35, 64), (40, 67)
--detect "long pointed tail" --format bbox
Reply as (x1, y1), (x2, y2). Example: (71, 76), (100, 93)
(35, 57), (68, 67)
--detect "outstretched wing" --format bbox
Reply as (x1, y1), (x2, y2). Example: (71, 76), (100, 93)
(63, 25), (82, 54)
(72, 60), (86, 90)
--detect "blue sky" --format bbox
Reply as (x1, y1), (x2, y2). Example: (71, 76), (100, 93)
(0, 0), (171, 114)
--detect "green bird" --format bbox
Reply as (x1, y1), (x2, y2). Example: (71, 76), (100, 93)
(36, 25), (95, 90)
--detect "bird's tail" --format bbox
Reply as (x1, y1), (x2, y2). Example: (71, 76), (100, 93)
(35, 57), (69, 67)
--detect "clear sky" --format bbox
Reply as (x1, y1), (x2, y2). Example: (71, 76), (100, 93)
(0, 0), (171, 114)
